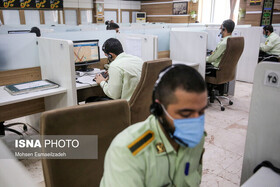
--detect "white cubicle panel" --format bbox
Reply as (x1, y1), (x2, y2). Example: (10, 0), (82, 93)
(42, 30), (116, 58)
(0, 33), (39, 71)
(37, 37), (77, 109)
(144, 28), (170, 52)
(117, 33), (158, 62)
(205, 28), (221, 51)
(170, 30), (207, 78)
(235, 27), (262, 83)
(241, 62), (280, 185)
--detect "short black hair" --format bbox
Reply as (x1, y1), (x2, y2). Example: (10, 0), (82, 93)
(222, 19), (235, 33)
(154, 64), (207, 107)
(30, 27), (41, 37)
(102, 38), (124, 56)
(106, 23), (119, 30)
(263, 25), (273, 33)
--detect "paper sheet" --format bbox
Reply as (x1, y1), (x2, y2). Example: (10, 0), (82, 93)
(15, 80), (51, 90)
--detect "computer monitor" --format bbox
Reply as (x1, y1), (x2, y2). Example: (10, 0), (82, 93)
(8, 30), (31, 34)
(73, 40), (100, 71)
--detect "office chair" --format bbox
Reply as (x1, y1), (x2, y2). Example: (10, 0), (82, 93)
(129, 58), (172, 124)
(40, 100), (130, 187)
(206, 37), (244, 111)
(0, 121), (27, 136)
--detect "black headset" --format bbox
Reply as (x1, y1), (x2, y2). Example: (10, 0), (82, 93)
(264, 26), (269, 35)
(150, 65), (176, 117)
(102, 45), (113, 59)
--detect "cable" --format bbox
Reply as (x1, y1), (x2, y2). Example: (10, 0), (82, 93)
(156, 118), (175, 187)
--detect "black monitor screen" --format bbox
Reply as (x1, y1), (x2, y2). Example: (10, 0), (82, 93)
(137, 13), (146, 18)
(8, 30), (30, 34)
(73, 40), (100, 66)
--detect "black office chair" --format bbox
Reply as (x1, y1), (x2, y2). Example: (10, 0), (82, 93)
(0, 121), (27, 136)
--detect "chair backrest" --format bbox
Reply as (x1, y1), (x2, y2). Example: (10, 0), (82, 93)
(206, 37), (244, 84)
(40, 100), (130, 187)
(129, 58), (172, 124)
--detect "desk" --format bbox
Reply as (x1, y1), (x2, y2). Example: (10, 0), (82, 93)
(75, 74), (106, 102)
(0, 86), (67, 122)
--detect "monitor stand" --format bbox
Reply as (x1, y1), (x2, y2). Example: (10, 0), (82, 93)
(76, 65), (94, 72)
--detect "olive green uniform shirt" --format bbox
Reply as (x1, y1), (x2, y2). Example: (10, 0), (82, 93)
(100, 115), (205, 187)
(260, 32), (280, 56)
(206, 35), (231, 68)
(100, 52), (144, 101)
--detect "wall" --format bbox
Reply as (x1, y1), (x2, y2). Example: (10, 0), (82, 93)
(0, 0), (141, 25)
(141, 0), (199, 23)
(238, 0), (280, 26)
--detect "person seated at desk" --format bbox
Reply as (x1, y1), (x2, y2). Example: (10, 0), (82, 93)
(106, 21), (120, 33)
(258, 25), (280, 62)
(206, 19), (235, 76)
(100, 64), (207, 187)
(87, 38), (143, 102)
(30, 27), (41, 37)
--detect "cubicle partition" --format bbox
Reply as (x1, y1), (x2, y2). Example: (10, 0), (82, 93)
(37, 37), (77, 110)
(117, 33), (158, 62)
(170, 30), (207, 78)
(0, 33), (39, 71)
(234, 27), (262, 83)
(241, 62), (280, 184)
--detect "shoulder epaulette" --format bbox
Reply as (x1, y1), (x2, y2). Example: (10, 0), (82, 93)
(128, 130), (154, 156)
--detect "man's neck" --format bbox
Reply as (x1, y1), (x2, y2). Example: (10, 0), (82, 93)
(159, 120), (180, 152)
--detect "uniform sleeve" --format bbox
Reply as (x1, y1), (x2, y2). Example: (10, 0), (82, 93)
(100, 66), (123, 99)
(206, 42), (226, 63)
(260, 39), (274, 52)
(100, 143), (145, 187)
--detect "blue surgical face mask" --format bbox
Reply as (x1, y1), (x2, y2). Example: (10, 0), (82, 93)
(161, 105), (205, 148)
(263, 34), (268, 38)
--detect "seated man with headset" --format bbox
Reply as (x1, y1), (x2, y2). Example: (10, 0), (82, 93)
(86, 38), (143, 102)
(206, 19), (235, 77)
(100, 64), (207, 187)
(259, 25), (280, 62)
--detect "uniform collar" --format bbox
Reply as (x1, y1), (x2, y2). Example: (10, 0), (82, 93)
(222, 35), (231, 41)
(150, 115), (176, 156)
(114, 52), (126, 61)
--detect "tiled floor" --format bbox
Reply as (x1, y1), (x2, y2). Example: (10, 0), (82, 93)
(201, 81), (252, 187)
(5, 81), (253, 187)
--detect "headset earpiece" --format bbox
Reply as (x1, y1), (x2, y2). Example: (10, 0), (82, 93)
(150, 101), (163, 117)
(102, 45), (113, 59)
(150, 65), (176, 117)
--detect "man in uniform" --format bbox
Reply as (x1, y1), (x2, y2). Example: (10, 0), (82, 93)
(100, 64), (207, 187)
(206, 19), (235, 76)
(86, 38), (143, 102)
(259, 25), (280, 62)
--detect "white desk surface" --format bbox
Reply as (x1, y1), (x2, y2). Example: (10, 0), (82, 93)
(76, 75), (98, 90)
(241, 167), (280, 187)
(172, 60), (199, 67)
(0, 86), (67, 106)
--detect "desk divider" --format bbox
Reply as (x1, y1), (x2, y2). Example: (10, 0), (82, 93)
(37, 37), (77, 109)
(170, 30), (207, 78)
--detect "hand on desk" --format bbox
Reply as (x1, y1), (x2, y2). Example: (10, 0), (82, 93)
(95, 73), (108, 84)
